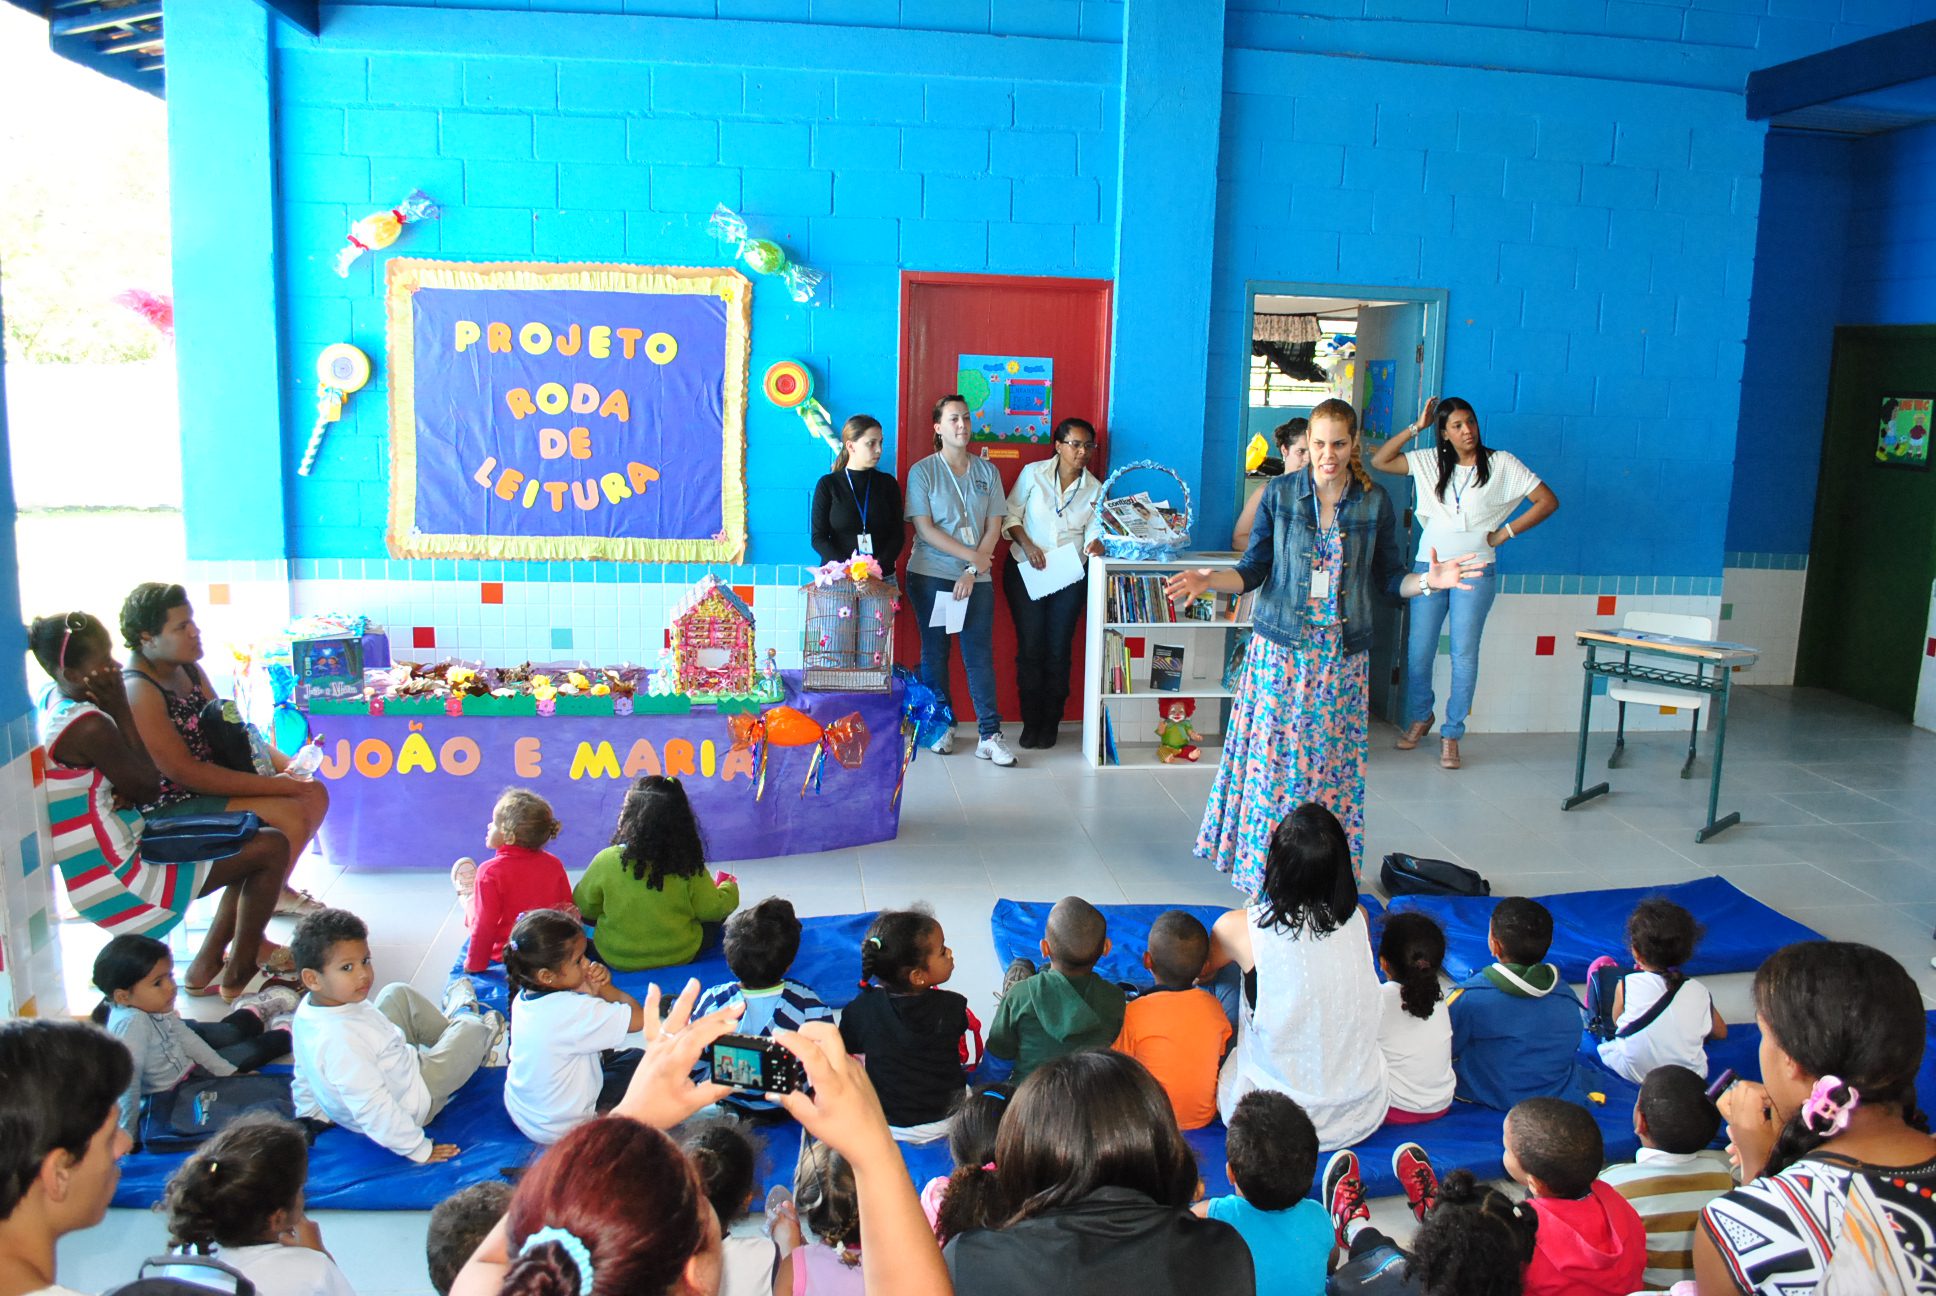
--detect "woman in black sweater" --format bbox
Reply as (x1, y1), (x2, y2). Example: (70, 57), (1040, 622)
(810, 414), (905, 569)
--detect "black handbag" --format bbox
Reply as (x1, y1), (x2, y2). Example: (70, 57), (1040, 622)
(1380, 851), (1491, 899)
(105, 1255), (257, 1296)
(140, 812), (261, 864)
(198, 697), (259, 774)
(138, 1072), (295, 1151)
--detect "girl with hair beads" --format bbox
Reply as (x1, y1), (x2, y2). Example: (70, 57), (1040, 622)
(92, 934), (292, 1142)
(573, 776), (739, 972)
(1695, 940), (1936, 1294)
(838, 910), (981, 1142)
(1376, 912), (1454, 1124)
(680, 1119), (775, 1296)
(456, 788), (575, 974)
(503, 909), (645, 1145)
(920, 1083), (1013, 1243)
(769, 1139), (865, 1295)
(159, 1115), (355, 1296)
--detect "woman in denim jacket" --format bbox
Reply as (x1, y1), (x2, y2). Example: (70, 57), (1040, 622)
(1167, 399), (1483, 895)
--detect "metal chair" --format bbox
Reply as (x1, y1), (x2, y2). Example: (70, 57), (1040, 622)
(1606, 611), (1715, 778)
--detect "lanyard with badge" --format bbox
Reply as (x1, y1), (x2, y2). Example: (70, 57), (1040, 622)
(846, 469), (873, 556)
(1309, 486), (1334, 602)
(1447, 464), (1473, 525)
(944, 459), (978, 546)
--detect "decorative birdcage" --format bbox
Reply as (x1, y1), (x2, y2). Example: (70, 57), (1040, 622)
(802, 577), (896, 692)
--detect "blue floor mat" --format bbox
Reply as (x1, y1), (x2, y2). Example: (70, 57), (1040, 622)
(455, 912), (879, 1017)
(990, 897), (1384, 988)
(1388, 876), (1823, 983)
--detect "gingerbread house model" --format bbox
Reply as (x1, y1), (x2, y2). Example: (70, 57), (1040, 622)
(671, 574), (757, 696)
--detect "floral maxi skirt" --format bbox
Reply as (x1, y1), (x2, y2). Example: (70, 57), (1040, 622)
(1194, 626), (1368, 897)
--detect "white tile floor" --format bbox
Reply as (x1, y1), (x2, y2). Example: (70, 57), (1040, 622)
(53, 686), (1936, 1294)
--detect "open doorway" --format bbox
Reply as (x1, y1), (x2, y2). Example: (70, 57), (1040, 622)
(1240, 283), (1447, 723)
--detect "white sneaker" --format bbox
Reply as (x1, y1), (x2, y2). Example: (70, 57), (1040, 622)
(976, 733), (1017, 767)
(479, 1008), (511, 1067)
(441, 975), (481, 1020)
(930, 728), (955, 755)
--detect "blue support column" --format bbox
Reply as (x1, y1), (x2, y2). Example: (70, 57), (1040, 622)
(1108, 0), (1227, 490)
(0, 297), (29, 720)
(166, 0), (290, 561)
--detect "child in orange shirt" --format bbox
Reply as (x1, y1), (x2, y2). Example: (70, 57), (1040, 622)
(1112, 910), (1232, 1130)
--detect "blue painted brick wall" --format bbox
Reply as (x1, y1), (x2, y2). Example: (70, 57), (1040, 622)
(347, 0), (1126, 39)
(276, 39), (1117, 564)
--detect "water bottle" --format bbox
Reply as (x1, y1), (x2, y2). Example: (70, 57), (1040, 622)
(287, 741), (325, 780)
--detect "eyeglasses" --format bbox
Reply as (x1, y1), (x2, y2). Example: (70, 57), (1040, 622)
(1058, 440), (1095, 451)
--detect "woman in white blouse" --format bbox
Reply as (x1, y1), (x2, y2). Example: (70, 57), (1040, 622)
(1370, 397), (1559, 769)
(1001, 418), (1105, 749)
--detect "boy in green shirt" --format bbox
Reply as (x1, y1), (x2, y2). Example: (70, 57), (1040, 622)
(988, 895), (1126, 1081)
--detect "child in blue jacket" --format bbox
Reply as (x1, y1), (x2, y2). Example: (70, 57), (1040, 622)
(1447, 897), (1584, 1110)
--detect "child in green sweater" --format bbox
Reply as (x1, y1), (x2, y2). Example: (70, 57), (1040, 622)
(572, 775), (739, 971)
(989, 895), (1126, 1081)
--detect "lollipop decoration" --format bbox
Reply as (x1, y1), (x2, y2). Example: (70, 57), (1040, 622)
(764, 359), (837, 455)
(710, 205), (823, 303)
(299, 343), (372, 477)
(335, 189), (440, 277)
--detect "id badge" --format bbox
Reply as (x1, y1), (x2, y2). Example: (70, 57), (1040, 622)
(856, 533), (874, 556)
(1309, 569), (1333, 601)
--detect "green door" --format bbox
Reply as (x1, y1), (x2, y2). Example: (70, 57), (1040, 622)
(1796, 325), (1936, 717)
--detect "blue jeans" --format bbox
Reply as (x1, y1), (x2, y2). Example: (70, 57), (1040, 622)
(1402, 560), (1498, 741)
(908, 572), (1002, 739)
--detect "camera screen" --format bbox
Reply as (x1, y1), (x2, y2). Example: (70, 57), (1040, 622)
(712, 1042), (767, 1089)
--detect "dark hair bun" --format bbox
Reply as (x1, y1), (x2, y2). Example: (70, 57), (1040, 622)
(501, 1244), (584, 1296)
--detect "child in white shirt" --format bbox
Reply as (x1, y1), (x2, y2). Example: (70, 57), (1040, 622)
(289, 908), (500, 1163)
(1586, 898), (1726, 1084)
(1375, 912), (1455, 1122)
(502, 909), (645, 1144)
(160, 1114), (357, 1296)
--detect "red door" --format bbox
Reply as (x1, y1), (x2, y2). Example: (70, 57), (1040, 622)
(895, 272), (1114, 728)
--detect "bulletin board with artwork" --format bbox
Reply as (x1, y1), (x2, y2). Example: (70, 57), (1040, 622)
(1875, 394), (1933, 470)
(957, 353), (1055, 443)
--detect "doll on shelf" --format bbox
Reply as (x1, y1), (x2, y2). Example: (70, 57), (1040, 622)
(761, 647), (780, 696)
(1155, 698), (1202, 763)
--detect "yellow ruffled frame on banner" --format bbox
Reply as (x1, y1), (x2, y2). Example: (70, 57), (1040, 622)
(384, 259), (752, 564)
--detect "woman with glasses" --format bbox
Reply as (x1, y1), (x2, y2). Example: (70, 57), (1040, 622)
(1001, 418), (1106, 749)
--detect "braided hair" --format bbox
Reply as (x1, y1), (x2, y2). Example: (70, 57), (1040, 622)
(1308, 398), (1372, 491)
(1755, 941), (1928, 1179)
(858, 908), (939, 992)
(796, 1137), (861, 1263)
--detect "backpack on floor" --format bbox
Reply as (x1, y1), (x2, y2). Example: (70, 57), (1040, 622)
(1379, 852), (1490, 899)
(102, 1255), (256, 1296)
(139, 1073), (296, 1152)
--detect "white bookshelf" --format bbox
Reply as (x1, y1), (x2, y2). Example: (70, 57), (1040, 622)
(1082, 554), (1252, 770)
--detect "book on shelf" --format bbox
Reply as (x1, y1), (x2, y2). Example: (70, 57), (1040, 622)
(1222, 631), (1251, 691)
(1102, 629), (1133, 693)
(1100, 704), (1119, 765)
(1149, 643), (1184, 692)
(1105, 573), (1186, 624)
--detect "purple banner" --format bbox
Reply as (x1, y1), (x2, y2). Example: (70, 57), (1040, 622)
(311, 683), (904, 870)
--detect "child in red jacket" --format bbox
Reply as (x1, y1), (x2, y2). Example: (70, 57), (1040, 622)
(453, 788), (577, 974)
(1505, 1097), (1648, 1296)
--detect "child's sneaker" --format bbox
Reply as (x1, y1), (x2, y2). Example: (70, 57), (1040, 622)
(231, 984), (300, 1026)
(1322, 1149), (1369, 1251)
(479, 1008), (511, 1067)
(1000, 957), (1036, 1002)
(442, 975), (482, 1020)
(1392, 1142), (1438, 1222)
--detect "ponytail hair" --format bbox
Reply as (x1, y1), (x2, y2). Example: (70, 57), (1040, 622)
(1409, 1169), (1538, 1296)
(931, 394), (969, 451)
(832, 414), (882, 472)
(934, 1083), (1012, 1246)
(503, 909), (588, 997)
(503, 1116), (710, 1296)
(795, 1136), (862, 1262)
(859, 908), (939, 992)
(1378, 911), (1446, 1021)
(1307, 398), (1372, 491)
(161, 1115), (308, 1252)
(1754, 941), (1928, 1178)
(91, 933), (173, 1025)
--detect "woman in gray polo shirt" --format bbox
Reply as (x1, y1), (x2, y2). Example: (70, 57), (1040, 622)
(905, 394), (1015, 766)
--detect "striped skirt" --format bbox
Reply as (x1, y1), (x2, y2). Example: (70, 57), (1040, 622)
(45, 764), (209, 936)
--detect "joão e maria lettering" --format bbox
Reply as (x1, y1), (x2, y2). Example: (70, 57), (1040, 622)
(456, 317), (679, 515)
(314, 722), (757, 784)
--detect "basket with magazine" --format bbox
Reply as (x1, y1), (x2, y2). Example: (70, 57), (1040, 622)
(1095, 460), (1193, 561)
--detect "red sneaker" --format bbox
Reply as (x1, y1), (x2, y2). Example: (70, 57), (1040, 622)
(1322, 1149), (1370, 1250)
(1392, 1142), (1438, 1222)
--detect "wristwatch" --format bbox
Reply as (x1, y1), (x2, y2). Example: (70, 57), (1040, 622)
(963, 563), (979, 576)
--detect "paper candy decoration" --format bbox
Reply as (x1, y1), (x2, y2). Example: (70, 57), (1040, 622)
(1245, 433), (1271, 474)
(299, 344), (372, 477)
(762, 359), (838, 456)
(335, 190), (440, 277)
(710, 204), (823, 303)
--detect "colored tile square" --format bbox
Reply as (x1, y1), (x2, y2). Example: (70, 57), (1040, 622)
(1721, 603), (1734, 621)
(29, 746), (44, 788)
(1127, 636), (1146, 657)
(733, 584), (756, 605)
(27, 909), (49, 954)
(413, 626), (436, 650)
(1437, 634), (1451, 656)
(207, 583), (231, 606)
(17, 833), (37, 879)
(664, 628), (673, 649)
(1591, 676), (1608, 695)
(1535, 635), (1556, 656)
(551, 628), (574, 650)
(1659, 705), (1678, 716)
(481, 582), (505, 604)
(1928, 637), (1936, 658)
(1596, 595), (1616, 616)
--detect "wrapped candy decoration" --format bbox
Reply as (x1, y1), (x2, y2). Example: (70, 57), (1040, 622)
(801, 711), (870, 797)
(762, 705), (823, 748)
(709, 205), (823, 303)
(335, 189), (440, 277)
(891, 666), (954, 808)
